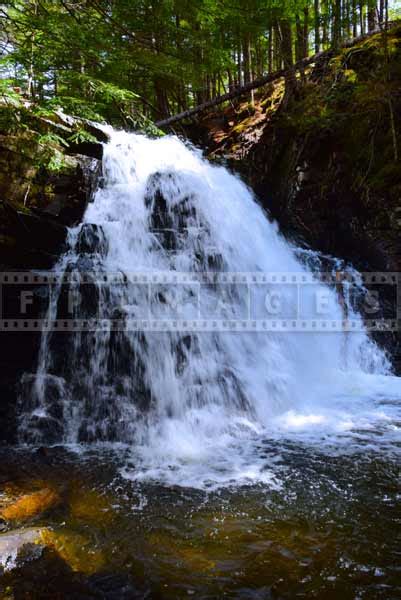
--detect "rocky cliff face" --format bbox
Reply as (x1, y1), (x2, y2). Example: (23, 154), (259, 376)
(0, 106), (105, 442)
(189, 25), (401, 369)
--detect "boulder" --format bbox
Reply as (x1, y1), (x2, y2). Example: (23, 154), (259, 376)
(0, 527), (48, 572)
(1, 488), (61, 523)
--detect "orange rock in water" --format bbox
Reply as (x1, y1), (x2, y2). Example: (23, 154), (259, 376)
(1, 488), (60, 522)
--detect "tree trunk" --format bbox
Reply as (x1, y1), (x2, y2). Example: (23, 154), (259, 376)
(344, 0), (352, 37)
(379, 0), (385, 22)
(296, 14), (303, 61)
(27, 0), (38, 98)
(278, 19), (294, 69)
(278, 18), (296, 106)
(333, 0), (342, 50)
(243, 33), (254, 105)
(268, 24), (273, 72)
(352, 0), (358, 35)
(359, 1), (365, 35)
(314, 0), (320, 52)
(53, 70), (58, 96)
(154, 80), (170, 118)
(322, 0), (329, 47)
(243, 35), (250, 84)
(227, 68), (234, 92)
(237, 41), (242, 87)
(367, 3), (378, 30)
(303, 6), (309, 57)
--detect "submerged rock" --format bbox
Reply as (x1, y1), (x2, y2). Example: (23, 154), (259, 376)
(1, 541), (145, 599)
(1, 488), (61, 523)
(40, 529), (105, 575)
(0, 525), (103, 576)
(0, 527), (47, 572)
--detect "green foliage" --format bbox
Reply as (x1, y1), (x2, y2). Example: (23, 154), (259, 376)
(46, 149), (67, 173)
(38, 132), (69, 148)
(343, 69), (358, 83)
(46, 97), (104, 123)
(68, 129), (98, 145)
(0, 0), (399, 129)
(0, 80), (23, 107)
(36, 132), (68, 172)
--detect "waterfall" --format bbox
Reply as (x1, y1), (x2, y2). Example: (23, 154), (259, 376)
(18, 130), (400, 488)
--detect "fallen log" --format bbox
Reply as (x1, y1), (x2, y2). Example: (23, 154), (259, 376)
(155, 22), (398, 129)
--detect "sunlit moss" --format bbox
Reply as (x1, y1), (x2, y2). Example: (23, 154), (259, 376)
(343, 69), (358, 83)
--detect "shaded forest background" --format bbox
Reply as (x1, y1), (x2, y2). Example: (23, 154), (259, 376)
(1, 0), (401, 127)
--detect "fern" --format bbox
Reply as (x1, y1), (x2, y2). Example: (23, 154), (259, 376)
(38, 132), (69, 148)
(69, 129), (98, 145)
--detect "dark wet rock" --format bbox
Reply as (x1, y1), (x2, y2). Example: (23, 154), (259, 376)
(33, 156), (100, 226)
(0, 332), (43, 444)
(0, 132), (100, 228)
(67, 141), (104, 161)
(76, 224), (108, 256)
(0, 111), (101, 443)
(0, 202), (67, 270)
(87, 572), (148, 599)
(1, 545), (92, 598)
(145, 171), (199, 232)
(0, 527), (48, 571)
(0, 275), (54, 444)
(144, 171), (225, 272)
(1, 542), (148, 600)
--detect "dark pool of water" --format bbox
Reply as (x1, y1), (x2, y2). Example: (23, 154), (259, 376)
(0, 443), (400, 599)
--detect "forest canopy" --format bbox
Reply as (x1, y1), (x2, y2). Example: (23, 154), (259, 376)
(1, 0), (401, 126)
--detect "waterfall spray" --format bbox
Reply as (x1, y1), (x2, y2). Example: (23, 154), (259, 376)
(18, 131), (400, 488)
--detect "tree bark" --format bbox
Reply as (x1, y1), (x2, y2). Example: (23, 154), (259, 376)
(344, 0), (352, 37)
(314, 0), (320, 53)
(352, 0), (358, 35)
(243, 34), (251, 84)
(278, 17), (296, 106)
(237, 39), (242, 87)
(368, 3), (378, 30)
(268, 24), (273, 72)
(243, 33), (254, 105)
(296, 14), (303, 62)
(303, 6), (310, 57)
(227, 68), (234, 92)
(379, 0), (385, 22)
(359, 1), (365, 35)
(333, 0), (342, 50)
(27, 0), (38, 98)
(322, 0), (329, 47)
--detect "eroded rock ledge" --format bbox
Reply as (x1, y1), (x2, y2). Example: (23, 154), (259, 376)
(0, 108), (106, 443)
(0, 110), (106, 270)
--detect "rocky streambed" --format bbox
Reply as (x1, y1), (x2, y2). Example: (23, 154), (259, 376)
(0, 443), (400, 599)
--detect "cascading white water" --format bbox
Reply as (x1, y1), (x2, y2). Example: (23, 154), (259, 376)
(19, 130), (401, 488)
